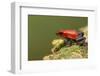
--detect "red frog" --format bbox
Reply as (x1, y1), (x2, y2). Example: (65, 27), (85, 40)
(56, 29), (86, 46)
(56, 29), (78, 39)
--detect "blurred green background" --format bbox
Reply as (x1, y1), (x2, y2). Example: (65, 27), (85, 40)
(28, 15), (88, 60)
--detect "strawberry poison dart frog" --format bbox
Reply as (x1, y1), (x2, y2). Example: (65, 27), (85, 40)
(56, 29), (86, 46)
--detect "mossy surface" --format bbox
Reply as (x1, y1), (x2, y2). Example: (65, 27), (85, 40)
(43, 45), (88, 60)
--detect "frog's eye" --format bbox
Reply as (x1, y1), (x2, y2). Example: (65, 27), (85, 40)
(56, 32), (63, 36)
